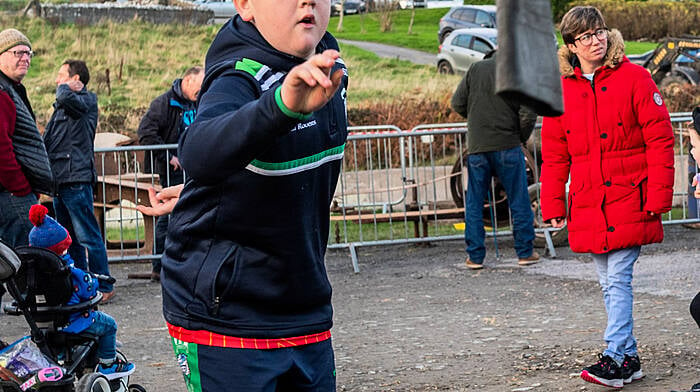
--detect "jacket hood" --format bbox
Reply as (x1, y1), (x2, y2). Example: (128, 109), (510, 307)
(557, 28), (626, 77)
(205, 15), (339, 75)
(171, 78), (185, 101)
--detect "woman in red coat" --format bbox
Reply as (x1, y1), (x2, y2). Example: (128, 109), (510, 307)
(540, 6), (675, 389)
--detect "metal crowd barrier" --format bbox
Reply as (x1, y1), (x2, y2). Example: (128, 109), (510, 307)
(93, 114), (698, 270)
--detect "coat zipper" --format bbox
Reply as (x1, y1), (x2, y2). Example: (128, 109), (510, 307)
(210, 246), (237, 317)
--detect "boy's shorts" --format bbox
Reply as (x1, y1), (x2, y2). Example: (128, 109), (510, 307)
(171, 337), (335, 392)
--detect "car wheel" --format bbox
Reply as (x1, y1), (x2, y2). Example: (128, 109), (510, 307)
(437, 61), (453, 75)
(439, 29), (452, 44)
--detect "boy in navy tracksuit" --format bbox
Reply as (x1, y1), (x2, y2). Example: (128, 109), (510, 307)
(160, 0), (348, 390)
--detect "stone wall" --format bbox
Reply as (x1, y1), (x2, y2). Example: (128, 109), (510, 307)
(40, 3), (214, 25)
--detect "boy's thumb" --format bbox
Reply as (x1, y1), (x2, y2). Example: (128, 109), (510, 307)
(330, 68), (343, 93)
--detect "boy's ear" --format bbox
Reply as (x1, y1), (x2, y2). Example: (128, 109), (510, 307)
(234, 0), (254, 21)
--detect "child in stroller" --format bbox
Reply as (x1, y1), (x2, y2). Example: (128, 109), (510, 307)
(0, 205), (144, 392)
(25, 204), (134, 381)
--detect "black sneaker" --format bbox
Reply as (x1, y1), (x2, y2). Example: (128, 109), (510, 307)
(580, 354), (623, 389)
(621, 354), (644, 384)
(670, 382), (700, 392)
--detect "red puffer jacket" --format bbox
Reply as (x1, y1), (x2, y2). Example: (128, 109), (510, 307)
(540, 29), (675, 254)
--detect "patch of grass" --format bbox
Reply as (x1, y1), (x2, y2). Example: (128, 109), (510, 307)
(332, 8), (658, 55)
(332, 8), (455, 53)
(106, 226), (145, 242)
(0, 11), (677, 136)
(329, 218), (460, 244)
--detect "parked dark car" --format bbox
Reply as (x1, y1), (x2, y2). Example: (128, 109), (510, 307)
(436, 27), (497, 74)
(437, 5), (496, 43)
(331, 0), (367, 16)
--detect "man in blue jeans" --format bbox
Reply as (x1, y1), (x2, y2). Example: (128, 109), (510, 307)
(451, 50), (540, 269)
(43, 60), (114, 301)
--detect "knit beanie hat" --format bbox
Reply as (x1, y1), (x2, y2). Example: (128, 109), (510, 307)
(0, 29), (31, 55)
(28, 205), (72, 255)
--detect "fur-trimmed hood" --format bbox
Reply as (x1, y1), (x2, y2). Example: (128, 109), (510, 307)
(557, 28), (626, 77)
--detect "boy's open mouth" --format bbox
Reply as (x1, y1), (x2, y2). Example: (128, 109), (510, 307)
(299, 14), (315, 25)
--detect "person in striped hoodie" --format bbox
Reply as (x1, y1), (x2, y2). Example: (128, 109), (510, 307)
(159, 0), (348, 390)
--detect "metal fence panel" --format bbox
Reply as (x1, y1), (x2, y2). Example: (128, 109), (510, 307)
(90, 114), (698, 270)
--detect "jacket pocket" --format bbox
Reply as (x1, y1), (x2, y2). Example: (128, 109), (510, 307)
(192, 240), (240, 318)
(567, 181), (584, 223)
(48, 152), (71, 188)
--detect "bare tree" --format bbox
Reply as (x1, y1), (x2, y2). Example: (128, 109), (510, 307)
(376, 0), (398, 32)
(336, 0), (345, 32)
(407, 5), (416, 34)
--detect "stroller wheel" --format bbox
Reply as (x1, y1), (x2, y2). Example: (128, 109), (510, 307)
(76, 373), (110, 392)
(127, 384), (146, 392)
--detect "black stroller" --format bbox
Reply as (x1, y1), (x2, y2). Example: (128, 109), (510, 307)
(0, 241), (145, 392)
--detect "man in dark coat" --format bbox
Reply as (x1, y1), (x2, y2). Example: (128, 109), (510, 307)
(451, 50), (539, 270)
(137, 66), (203, 280)
(43, 60), (114, 301)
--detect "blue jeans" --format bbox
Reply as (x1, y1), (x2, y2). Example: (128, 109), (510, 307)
(464, 146), (535, 263)
(53, 183), (112, 292)
(0, 191), (36, 248)
(592, 246), (641, 364)
(82, 311), (118, 362)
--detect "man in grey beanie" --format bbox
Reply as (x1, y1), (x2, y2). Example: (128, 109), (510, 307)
(0, 28), (53, 251)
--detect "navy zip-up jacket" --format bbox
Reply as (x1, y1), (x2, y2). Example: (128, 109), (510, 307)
(161, 16), (349, 340)
(43, 84), (99, 188)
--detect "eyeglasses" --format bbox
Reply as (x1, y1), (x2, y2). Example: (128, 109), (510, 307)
(6, 50), (34, 59)
(573, 28), (608, 46)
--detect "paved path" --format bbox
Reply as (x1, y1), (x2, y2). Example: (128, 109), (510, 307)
(339, 39), (436, 66)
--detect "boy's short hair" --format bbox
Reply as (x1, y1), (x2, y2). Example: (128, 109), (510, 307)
(63, 59), (90, 86)
(183, 66), (203, 79)
(560, 6), (607, 45)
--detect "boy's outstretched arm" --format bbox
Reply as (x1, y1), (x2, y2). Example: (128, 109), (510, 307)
(180, 50), (345, 185)
(279, 50), (344, 115)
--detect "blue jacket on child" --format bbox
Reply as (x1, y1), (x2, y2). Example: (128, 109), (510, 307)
(161, 15), (349, 340)
(61, 253), (97, 334)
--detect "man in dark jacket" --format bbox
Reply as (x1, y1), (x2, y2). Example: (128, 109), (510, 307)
(43, 60), (114, 300)
(0, 28), (53, 300)
(137, 66), (203, 280)
(451, 50), (539, 270)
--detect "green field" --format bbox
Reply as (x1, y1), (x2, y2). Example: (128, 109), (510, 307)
(0, 9), (670, 134)
(330, 8), (657, 55)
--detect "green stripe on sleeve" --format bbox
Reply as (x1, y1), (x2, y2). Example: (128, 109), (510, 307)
(234, 58), (264, 77)
(274, 86), (312, 121)
(249, 144), (345, 172)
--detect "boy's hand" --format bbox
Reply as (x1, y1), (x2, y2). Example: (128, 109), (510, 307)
(693, 174), (700, 199)
(280, 49), (343, 115)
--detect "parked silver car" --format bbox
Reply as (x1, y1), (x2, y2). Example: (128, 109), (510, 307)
(193, 0), (237, 20)
(437, 5), (496, 43)
(436, 27), (497, 74)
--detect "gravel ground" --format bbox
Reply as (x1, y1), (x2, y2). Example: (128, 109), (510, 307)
(2, 224), (699, 392)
